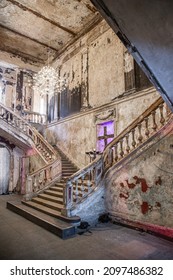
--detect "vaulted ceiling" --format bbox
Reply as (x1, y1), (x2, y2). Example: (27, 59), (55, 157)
(0, 0), (101, 68)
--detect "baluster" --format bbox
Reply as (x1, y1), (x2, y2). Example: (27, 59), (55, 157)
(23, 122), (27, 132)
(131, 128), (136, 148)
(113, 143), (118, 162)
(119, 138), (124, 157)
(75, 179), (79, 203)
(33, 175), (38, 192)
(65, 181), (73, 208)
(125, 133), (130, 153)
(151, 110), (157, 131)
(159, 103), (165, 125)
(44, 169), (47, 184)
(81, 175), (85, 197)
(144, 117), (150, 138)
(137, 122), (143, 143)
(0, 107), (3, 117)
(7, 112), (11, 123)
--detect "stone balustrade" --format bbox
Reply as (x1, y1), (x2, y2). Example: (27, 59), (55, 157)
(63, 157), (103, 216)
(103, 97), (171, 170)
(23, 111), (47, 124)
(0, 103), (56, 163)
(25, 158), (62, 200)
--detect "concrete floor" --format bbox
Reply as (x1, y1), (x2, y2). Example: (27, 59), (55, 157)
(1, 194), (173, 260)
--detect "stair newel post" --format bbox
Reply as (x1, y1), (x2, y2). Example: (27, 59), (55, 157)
(125, 133), (130, 154)
(33, 175), (38, 192)
(114, 143), (118, 162)
(151, 110), (157, 131)
(24, 176), (33, 201)
(61, 180), (73, 217)
(144, 117), (150, 138)
(131, 128), (136, 148)
(159, 103), (165, 125)
(137, 122), (143, 144)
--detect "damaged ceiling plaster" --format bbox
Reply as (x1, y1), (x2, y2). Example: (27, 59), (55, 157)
(0, 0), (101, 69)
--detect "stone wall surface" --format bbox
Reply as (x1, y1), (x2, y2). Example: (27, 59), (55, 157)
(105, 120), (173, 229)
(52, 21), (125, 113)
(46, 88), (159, 168)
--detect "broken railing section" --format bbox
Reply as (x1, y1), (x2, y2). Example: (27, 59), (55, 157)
(0, 103), (56, 163)
(63, 97), (172, 217)
(23, 111), (47, 124)
(103, 97), (171, 170)
(25, 158), (62, 200)
(62, 157), (103, 216)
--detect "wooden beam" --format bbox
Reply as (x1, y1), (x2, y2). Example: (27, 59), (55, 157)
(6, 0), (76, 36)
(0, 24), (58, 52)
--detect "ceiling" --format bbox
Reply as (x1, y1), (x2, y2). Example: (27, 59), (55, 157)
(0, 0), (101, 69)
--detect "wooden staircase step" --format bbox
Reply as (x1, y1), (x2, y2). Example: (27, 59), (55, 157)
(38, 193), (63, 203)
(49, 186), (64, 192)
(44, 189), (63, 198)
(7, 201), (78, 239)
(31, 197), (63, 211)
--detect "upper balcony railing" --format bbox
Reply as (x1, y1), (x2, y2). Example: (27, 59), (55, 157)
(0, 103), (56, 163)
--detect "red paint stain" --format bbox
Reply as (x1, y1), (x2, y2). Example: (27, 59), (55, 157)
(120, 182), (125, 188)
(119, 192), (129, 199)
(125, 179), (136, 189)
(141, 201), (149, 214)
(133, 176), (149, 192)
(155, 176), (162, 185)
(156, 202), (161, 207)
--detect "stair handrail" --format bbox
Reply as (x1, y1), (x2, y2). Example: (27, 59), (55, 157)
(63, 96), (172, 216)
(0, 102), (56, 163)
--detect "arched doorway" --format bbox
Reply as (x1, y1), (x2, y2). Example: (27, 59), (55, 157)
(0, 145), (10, 194)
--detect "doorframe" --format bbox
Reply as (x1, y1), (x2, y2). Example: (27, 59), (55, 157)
(0, 142), (14, 193)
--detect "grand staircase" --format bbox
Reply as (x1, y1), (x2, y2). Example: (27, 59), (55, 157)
(1, 96), (172, 239)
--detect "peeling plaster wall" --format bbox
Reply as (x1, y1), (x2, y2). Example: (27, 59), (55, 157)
(116, 89), (159, 135)
(88, 28), (124, 107)
(52, 21), (125, 113)
(46, 88), (158, 168)
(105, 120), (173, 230)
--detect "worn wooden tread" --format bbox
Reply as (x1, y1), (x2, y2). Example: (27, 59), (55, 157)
(38, 193), (63, 203)
(31, 197), (63, 210)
